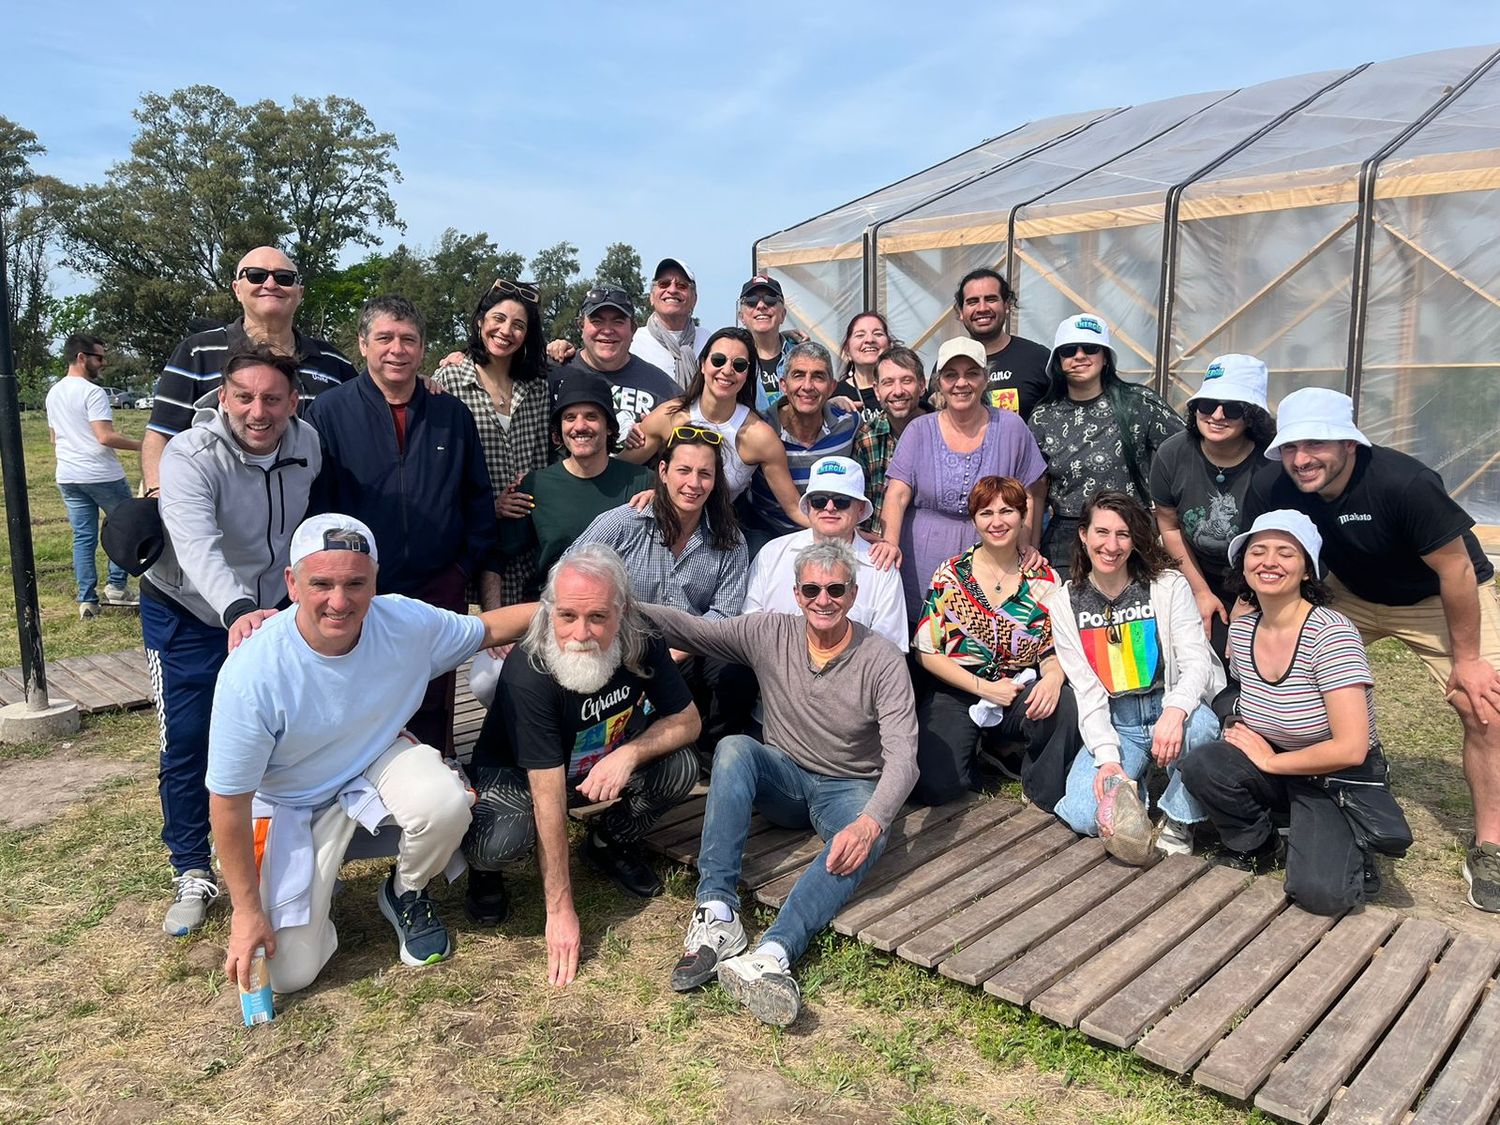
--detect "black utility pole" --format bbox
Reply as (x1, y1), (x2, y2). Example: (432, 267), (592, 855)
(0, 212), (50, 709)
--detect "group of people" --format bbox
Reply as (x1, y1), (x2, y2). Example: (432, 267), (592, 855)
(45, 247), (1500, 1030)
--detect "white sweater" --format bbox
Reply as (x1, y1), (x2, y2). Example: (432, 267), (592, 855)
(1046, 569), (1225, 765)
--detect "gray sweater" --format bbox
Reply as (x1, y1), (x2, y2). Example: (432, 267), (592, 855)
(644, 606), (918, 828)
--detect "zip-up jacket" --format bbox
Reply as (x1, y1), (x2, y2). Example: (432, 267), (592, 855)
(145, 409), (321, 629)
(306, 373), (498, 597)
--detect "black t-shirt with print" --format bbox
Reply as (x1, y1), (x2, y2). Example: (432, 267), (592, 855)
(554, 355), (682, 426)
(473, 635), (694, 785)
(1029, 387), (1184, 520)
(834, 379), (883, 428)
(1243, 444), (1494, 606)
(984, 335), (1052, 420)
(1149, 429), (1264, 578)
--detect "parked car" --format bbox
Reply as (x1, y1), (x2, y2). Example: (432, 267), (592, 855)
(133, 395), (154, 411)
(103, 387), (132, 409)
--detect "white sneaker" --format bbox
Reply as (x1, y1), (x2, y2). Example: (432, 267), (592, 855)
(717, 950), (802, 1027)
(1156, 817), (1195, 857)
(671, 904), (747, 992)
(162, 869), (220, 936)
(79, 602), (101, 620)
(101, 584), (139, 606)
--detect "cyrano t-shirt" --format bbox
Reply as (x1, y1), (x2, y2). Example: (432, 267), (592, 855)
(206, 595), (486, 803)
(46, 377), (125, 484)
(983, 335), (1052, 420)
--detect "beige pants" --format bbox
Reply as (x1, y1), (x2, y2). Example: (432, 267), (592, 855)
(266, 736), (472, 994)
(1325, 575), (1500, 685)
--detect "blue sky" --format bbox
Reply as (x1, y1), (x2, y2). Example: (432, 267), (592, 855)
(6, 1), (1500, 333)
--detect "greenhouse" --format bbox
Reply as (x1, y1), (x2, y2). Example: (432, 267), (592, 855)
(754, 44), (1500, 541)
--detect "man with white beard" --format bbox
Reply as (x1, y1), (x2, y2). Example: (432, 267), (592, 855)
(462, 544), (701, 985)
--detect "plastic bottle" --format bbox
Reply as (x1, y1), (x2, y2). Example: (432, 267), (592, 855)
(239, 946), (274, 1026)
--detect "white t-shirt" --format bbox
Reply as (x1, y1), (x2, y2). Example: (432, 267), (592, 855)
(630, 324), (706, 389)
(207, 594), (486, 804)
(46, 376), (124, 484)
(743, 529), (910, 651)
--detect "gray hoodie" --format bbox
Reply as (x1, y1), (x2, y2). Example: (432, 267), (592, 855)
(146, 407), (322, 629)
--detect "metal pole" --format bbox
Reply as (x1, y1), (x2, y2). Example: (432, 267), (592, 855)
(0, 212), (50, 710)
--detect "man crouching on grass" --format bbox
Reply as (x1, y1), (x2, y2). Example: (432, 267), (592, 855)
(647, 540), (918, 1026)
(209, 515), (533, 994)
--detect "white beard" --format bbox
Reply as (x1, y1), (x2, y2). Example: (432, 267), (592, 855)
(541, 632), (622, 695)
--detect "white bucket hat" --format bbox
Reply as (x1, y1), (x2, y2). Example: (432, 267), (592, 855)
(798, 456), (874, 525)
(1049, 313), (1116, 368)
(1266, 387), (1370, 458)
(289, 513), (379, 568)
(1227, 509), (1324, 578)
(1190, 354), (1268, 412)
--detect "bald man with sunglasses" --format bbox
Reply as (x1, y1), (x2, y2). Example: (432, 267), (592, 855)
(143, 246), (358, 491)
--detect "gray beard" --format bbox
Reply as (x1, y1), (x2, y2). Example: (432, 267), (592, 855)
(542, 631), (623, 695)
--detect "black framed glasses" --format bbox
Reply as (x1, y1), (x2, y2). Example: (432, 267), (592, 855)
(490, 278), (539, 303)
(83, 352), (107, 361)
(740, 293), (782, 308)
(708, 352), (750, 375)
(667, 425), (723, 447)
(1056, 343), (1103, 359)
(237, 266), (300, 287)
(805, 493), (855, 511)
(1103, 603), (1122, 645)
(1194, 399), (1248, 421)
(798, 581), (849, 600)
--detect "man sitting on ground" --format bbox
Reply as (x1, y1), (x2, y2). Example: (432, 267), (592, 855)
(463, 545), (701, 985)
(209, 515), (534, 994)
(647, 540), (918, 1026)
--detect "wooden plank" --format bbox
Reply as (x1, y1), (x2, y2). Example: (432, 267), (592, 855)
(646, 795), (708, 833)
(831, 800), (1028, 936)
(1194, 908), (1400, 1102)
(896, 831), (1101, 966)
(1255, 918), (1451, 1125)
(1080, 879), (1287, 1049)
(100, 649), (156, 702)
(751, 795), (980, 907)
(986, 854), (1206, 1007)
(866, 812), (1067, 951)
(68, 653), (148, 706)
(938, 856), (1141, 987)
(43, 660), (114, 713)
(1409, 975), (1500, 1125)
(1326, 933), (1500, 1125)
(1135, 906), (1338, 1074)
(1032, 863), (1246, 1028)
(0, 666), (28, 705)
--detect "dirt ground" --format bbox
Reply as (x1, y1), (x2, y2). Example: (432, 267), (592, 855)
(0, 747), (151, 831)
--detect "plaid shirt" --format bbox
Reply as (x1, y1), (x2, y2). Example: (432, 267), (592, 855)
(434, 357), (552, 603)
(854, 413), (895, 536)
(569, 505), (748, 619)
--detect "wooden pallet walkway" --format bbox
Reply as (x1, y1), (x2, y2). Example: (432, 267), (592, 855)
(0, 648), (156, 713)
(643, 792), (1500, 1124)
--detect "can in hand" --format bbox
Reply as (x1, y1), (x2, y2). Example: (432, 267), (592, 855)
(239, 945), (274, 1026)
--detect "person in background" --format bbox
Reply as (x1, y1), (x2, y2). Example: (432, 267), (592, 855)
(953, 268), (1051, 419)
(1029, 313), (1183, 578)
(629, 257), (706, 388)
(558, 286), (681, 429)
(853, 345), (929, 536)
(46, 333), (141, 617)
(1180, 511), (1411, 913)
(434, 279), (550, 605)
(880, 337), (1047, 621)
(738, 274), (798, 411)
(833, 311), (893, 426)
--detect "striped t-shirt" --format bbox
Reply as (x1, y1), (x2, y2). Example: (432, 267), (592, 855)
(1228, 606), (1377, 752)
(746, 404), (859, 534)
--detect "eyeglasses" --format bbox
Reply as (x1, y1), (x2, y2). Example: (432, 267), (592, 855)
(1103, 603), (1122, 646)
(237, 266), (300, 287)
(655, 277), (693, 290)
(1193, 399), (1248, 421)
(667, 425), (723, 447)
(798, 582), (850, 600)
(805, 493), (855, 511)
(490, 278), (539, 303)
(708, 352), (750, 375)
(740, 293), (782, 308)
(1056, 343), (1103, 359)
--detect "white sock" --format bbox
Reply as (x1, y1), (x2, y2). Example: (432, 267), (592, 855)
(755, 941), (790, 971)
(702, 900), (735, 922)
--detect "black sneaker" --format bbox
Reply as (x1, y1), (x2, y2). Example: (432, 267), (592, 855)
(1465, 840), (1500, 913)
(1362, 853), (1382, 900)
(583, 827), (662, 898)
(464, 867), (511, 926)
(1214, 833), (1280, 875)
(378, 869), (453, 967)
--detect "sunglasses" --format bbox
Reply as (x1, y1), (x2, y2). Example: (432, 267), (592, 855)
(1194, 399), (1248, 421)
(805, 493), (855, 511)
(83, 352), (106, 361)
(1103, 603), (1122, 646)
(1056, 343), (1103, 359)
(237, 266), (300, 287)
(667, 425), (723, 447)
(740, 293), (782, 308)
(490, 278), (539, 303)
(708, 352), (750, 375)
(798, 582), (850, 600)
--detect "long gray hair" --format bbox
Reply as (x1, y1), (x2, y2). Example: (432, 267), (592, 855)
(524, 543), (657, 679)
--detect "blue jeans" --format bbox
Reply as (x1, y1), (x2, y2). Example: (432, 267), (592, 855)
(696, 735), (886, 965)
(58, 478), (133, 603)
(1054, 693), (1219, 835)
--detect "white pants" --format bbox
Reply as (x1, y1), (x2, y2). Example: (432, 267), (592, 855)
(266, 737), (472, 993)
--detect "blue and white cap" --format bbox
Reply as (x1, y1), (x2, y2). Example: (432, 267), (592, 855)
(1191, 354), (1268, 412)
(798, 456), (873, 524)
(1049, 313), (1116, 367)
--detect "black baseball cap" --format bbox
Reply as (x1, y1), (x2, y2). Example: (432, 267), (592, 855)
(580, 285), (635, 319)
(101, 498), (166, 577)
(739, 274), (784, 301)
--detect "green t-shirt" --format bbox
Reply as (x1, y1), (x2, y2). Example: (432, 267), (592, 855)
(523, 458), (655, 591)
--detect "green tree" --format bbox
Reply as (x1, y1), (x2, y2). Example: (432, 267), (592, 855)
(1, 116), (61, 390)
(529, 240), (587, 344)
(592, 242), (646, 321)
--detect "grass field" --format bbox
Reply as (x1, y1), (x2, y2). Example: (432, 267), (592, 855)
(0, 408), (1495, 1124)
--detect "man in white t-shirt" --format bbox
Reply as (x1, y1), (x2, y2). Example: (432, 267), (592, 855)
(629, 257), (705, 389)
(208, 514), (534, 994)
(45, 334), (142, 617)
(744, 456), (907, 650)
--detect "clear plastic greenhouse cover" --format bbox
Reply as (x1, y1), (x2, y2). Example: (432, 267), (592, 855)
(755, 43), (1500, 538)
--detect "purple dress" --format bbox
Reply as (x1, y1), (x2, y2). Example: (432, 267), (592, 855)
(887, 407), (1048, 619)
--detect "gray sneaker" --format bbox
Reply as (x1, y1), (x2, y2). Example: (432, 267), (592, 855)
(1156, 817), (1195, 857)
(1465, 840), (1500, 912)
(101, 584), (139, 606)
(671, 904), (747, 992)
(163, 869), (219, 936)
(79, 602), (101, 621)
(717, 950), (801, 1027)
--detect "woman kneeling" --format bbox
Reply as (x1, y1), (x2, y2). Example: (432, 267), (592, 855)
(1180, 511), (1411, 914)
